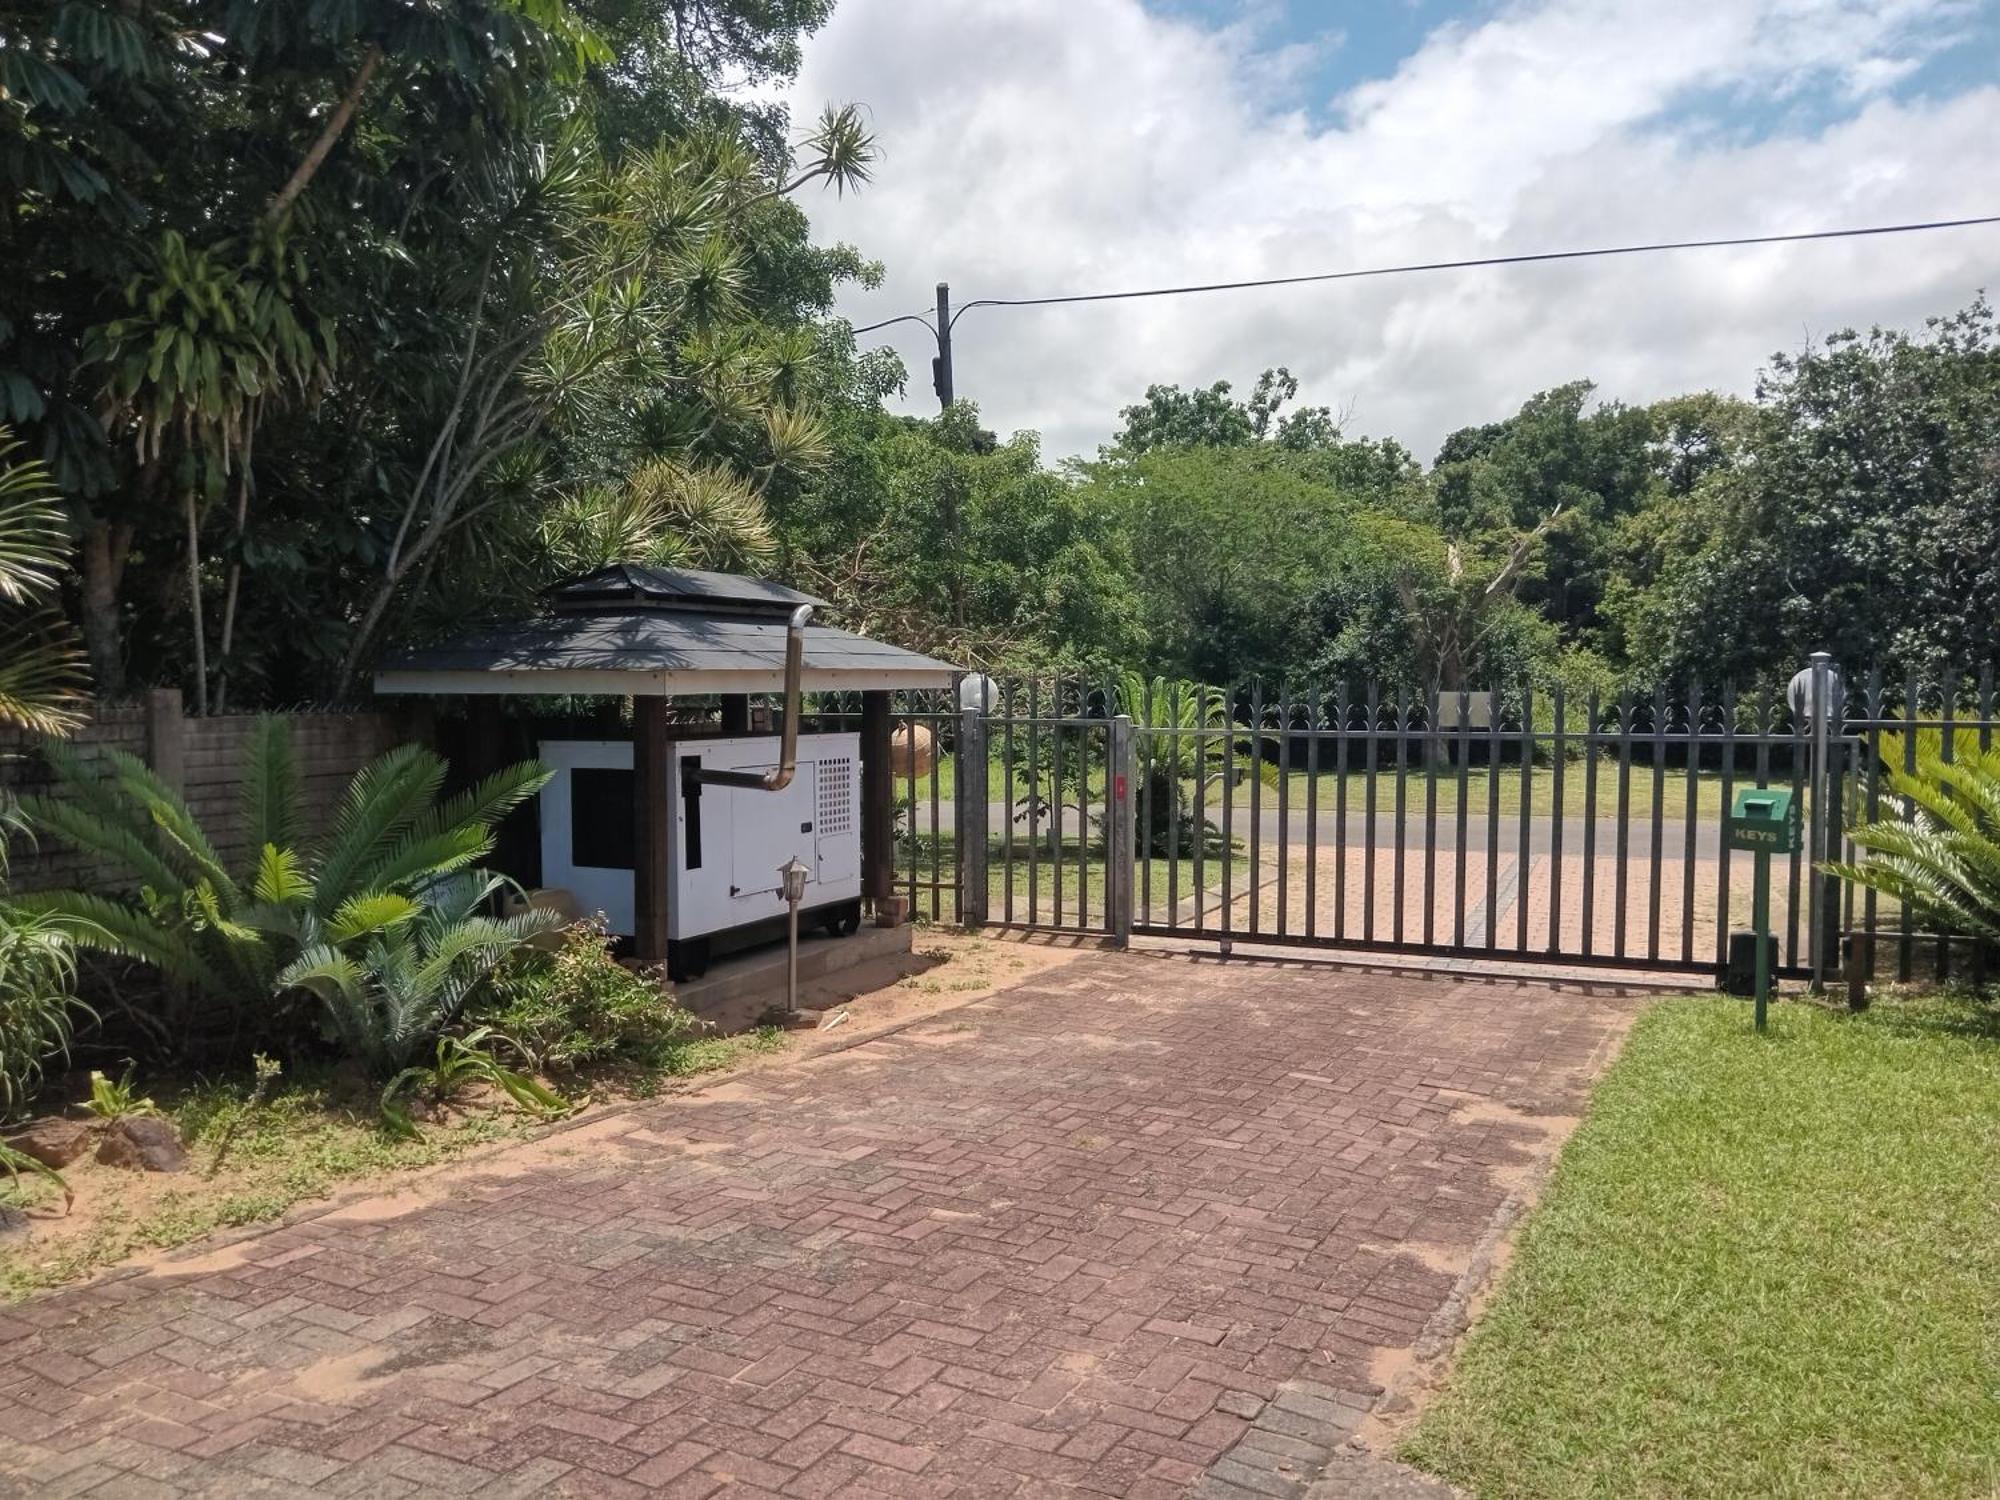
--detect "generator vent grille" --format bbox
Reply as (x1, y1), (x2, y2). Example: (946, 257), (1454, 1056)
(816, 759), (854, 835)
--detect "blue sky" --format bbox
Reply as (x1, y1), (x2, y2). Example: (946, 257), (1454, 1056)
(789, 0), (2000, 460)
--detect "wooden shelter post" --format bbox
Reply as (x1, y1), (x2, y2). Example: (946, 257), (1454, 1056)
(861, 691), (895, 918)
(633, 695), (672, 963)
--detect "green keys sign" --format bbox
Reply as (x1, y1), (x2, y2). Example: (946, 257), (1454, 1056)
(1726, 787), (1800, 854)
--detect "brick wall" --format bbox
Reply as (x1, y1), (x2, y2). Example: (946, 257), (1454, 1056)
(1, 692), (414, 894)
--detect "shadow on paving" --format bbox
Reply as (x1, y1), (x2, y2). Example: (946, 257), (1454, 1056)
(0, 950), (1642, 1499)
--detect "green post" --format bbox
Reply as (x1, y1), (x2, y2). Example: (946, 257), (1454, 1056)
(1727, 785), (1798, 1034)
(1752, 848), (1771, 1033)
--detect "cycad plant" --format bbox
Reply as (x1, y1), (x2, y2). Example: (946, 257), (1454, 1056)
(1112, 672), (1238, 859)
(21, 718), (549, 1050)
(278, 873), (561, 1077)
(1825, 732), (2000, 943)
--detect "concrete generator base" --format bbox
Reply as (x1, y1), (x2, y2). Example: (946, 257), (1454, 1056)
(668, 922), (916, 1033)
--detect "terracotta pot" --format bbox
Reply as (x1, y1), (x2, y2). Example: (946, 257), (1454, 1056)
(889, 722), (935, 778)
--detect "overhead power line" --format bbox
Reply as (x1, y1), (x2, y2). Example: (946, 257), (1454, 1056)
(841, 213), (2000, 407)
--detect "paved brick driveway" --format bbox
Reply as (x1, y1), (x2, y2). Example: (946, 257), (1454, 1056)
(0, 950), (1637, 1498)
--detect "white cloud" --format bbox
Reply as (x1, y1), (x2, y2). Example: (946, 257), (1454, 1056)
(785, 0), (1999, 461)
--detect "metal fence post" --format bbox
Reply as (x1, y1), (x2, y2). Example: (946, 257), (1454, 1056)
(1807, 652), (1836, 991)
(958, 707), (988, 928)
(1110, 714), (1135, 947)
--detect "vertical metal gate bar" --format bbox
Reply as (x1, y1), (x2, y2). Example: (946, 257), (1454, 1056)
(1648, 685), (1666, 961)
(1937, 670), (1958, 979)
(1140, 679), (1154, 926)
(931, 699), (944, 922)
(904, 694), (919, 919)
(1549, 685), (1566, 955)
(1076, 699), (1090, 928)
(1002, 679), (1016, 926)
(1784, 687), (1804, 968)
(1222, 691), (1237, 939)
(1032, 680), (1048, 928)
(1454, 688), (1470, 948)
(1167, 699), (1182, 931)
(1249, 682), (1263, 937)
(1053, 714), (1067, 930)
(1859, 667), (1881, 977)
(1193, 696), (1207, 934)
(1717, 683), (1737, 968)
(1897, 672), (1916, 979)
(959, 707), (987, 929)
(1111, 715), (1134, 946)
(1613, 690), (1632, 959)
(1334, 682), (1349, 942)
(1365, 681), (1380, 943)
(1305, 686), (1320, 940)
(1423, 688), (1439, 948)
(1485, 689), (1502, 952)
(1393, 687), (1409, 945)
(1515, 680), (1534, 952)
(1277, 687), (1291, 935)
(1680, 682), (1702, 965)
(1581, 689), (1599, 957)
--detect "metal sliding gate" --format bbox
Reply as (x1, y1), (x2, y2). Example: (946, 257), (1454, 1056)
(871, 661), (1998, 983)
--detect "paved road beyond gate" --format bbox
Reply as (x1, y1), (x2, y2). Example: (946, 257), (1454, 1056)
(860, 658), (2000, 986)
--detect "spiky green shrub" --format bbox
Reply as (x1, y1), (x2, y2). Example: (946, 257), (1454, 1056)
(278, 872), (560, 1077)
(21, 719), (549, 1048)
(1826, 731), (2000, 945)
(0, 906), (93, 1120)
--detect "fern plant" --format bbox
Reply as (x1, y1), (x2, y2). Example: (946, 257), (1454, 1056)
(21, 718), (550, 1045)
(1825, 731), (2000, 943)
(279, 873), (563, 1077)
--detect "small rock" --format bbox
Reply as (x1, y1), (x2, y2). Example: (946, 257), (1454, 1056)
(6, 1117), (93, 1168)
(95, 1116), (187, 1173)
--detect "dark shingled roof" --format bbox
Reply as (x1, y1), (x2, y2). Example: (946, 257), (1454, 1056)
(551, 564), (826, 615)
(373, 567), (956, 696)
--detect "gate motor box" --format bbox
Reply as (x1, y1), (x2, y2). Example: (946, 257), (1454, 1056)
(537, 733), (863, 979)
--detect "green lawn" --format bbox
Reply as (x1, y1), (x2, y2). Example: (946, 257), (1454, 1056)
(1402, 992), (2000, 1499)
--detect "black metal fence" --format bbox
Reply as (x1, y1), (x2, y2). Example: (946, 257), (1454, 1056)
(854, 661), (1998, 985)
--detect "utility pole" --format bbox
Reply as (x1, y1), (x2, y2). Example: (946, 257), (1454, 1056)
(931, 281), (954, 410)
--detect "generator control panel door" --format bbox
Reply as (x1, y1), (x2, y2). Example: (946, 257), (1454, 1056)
(729, 762), (818, 905)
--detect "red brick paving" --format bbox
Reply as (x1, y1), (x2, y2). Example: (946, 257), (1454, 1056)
(0, 950), (1637, 1497)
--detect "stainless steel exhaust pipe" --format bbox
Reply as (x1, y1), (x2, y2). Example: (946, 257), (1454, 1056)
(689, 604), (815, 792)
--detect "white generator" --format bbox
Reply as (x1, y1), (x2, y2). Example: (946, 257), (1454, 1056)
(537, 733), (863, 979)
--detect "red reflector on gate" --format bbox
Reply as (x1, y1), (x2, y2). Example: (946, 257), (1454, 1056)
(1114, 774), (1128, 800)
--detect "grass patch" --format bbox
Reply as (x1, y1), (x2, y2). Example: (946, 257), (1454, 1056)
(1402, 991), (2000, 1500)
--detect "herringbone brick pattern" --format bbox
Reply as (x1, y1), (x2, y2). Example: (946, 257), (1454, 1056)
(0, 952), (1635, 1497)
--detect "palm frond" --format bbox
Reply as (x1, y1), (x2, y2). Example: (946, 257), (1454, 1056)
(239, 716), (300, 860)
(310, 745), (447, 910)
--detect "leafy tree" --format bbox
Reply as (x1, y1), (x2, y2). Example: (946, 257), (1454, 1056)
(1303, 513), (1557, 690)
(784, 402), (1143, 669)
(1071, 443), (1357, 683)
(1431, 381), (1656, 637)
(1609, 299), (2000, 686)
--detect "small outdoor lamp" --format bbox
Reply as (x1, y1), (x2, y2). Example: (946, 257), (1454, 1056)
(777, 856), (811, 1017)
